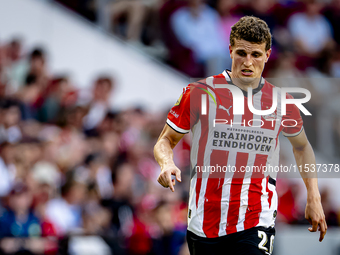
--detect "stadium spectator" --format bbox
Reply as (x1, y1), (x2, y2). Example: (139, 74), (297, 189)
(16, 73), (42, 120)
(75, 153), (114, 199)
(5, 39), (22, 65)
(287, 0), (335, 71)
(0, 99), (22, 144)
(150, 201), (187, 255)
(109, 0), (147, 42)
(0, 143), (16, 197)
(159, 0), (205, 77)
(45, 180), (86, 235)
(243, 0), (276, 32)
(216, 0), (239, 70)
(170, 0), (229, 76)
(269, 51), (310, 88)
(27, 48), (50, 90)
(0, 182), (40, 238)
(40, 76), (77, 123)
(83, 76), (114, 131)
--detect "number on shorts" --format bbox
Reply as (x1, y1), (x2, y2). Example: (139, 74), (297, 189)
(269, 235), (274, 254)
(258, 230), (275, 254)
(258, 230), (268, 252)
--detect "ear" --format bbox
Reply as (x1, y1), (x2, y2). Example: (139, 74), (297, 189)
(229, 44), (233, 59)
(265, 48), (272, 63)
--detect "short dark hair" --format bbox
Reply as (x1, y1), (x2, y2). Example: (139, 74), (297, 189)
(230, 16), (272, 51)
(96, 76), (113, 89)
(30, 48), (45, 60)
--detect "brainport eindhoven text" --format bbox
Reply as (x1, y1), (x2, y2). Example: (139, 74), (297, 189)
(213, 131), (273, 152)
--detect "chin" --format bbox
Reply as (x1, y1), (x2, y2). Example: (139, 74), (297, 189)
(239, 76), (256, 84)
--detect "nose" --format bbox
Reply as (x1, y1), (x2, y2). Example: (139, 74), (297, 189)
(243, 54), (252, 67)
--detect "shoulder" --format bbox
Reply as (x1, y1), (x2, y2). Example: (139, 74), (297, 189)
(181, 72), (228, 94)
(187, 76), (220, 94)
(190, 77), (212, 87)
(262, 80), (295, 99)
(263, 80), (276, 89)
(173, 77), (215, 106)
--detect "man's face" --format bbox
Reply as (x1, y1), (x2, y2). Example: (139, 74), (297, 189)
(229, 39), (271, 86)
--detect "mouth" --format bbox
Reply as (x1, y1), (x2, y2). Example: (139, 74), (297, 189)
(241, 69), (254, 76)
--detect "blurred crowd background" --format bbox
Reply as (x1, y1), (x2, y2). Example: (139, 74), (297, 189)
(0, 0), (340, 254)
(57, 0), (340, 78)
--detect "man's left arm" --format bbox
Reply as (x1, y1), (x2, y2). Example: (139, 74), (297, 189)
(287, 129), (327, 242)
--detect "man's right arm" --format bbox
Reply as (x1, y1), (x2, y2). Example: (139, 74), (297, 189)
(154, 124), (185, 192)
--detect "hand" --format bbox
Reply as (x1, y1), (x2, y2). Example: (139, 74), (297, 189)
(305, 197), (327, 242)
(157, 164), (181, 192)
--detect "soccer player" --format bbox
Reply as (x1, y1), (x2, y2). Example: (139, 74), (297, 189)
(154, 16), (327, 255)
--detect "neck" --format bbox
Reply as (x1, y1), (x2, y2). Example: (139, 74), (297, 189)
(228, 71), (261, 91)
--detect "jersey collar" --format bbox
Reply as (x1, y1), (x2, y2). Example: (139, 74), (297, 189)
(222, 69), (265, 97)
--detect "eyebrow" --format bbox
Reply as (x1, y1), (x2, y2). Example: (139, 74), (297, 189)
(236, 49), (263, 55)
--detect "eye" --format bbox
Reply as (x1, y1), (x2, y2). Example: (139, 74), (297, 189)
(237, 51), (246, 57)
(252, 53), (260, 58)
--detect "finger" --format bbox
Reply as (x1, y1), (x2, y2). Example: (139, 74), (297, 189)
(166, 173), (174, 192)
(169, 180), (174, 192)
(172, 179), (176, 186)
(175, 169), (181, 182)
(306, 217), (312, 230)
(319, 221), (327, 242)
(306, 218), (312, 225)
(157, 175), (167, 188)
(157, 176), (163, 186)
(308, 221), (318, 232)
(158, 173), (171, 188)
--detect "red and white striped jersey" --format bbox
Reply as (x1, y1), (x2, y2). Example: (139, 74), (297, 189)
(166, 70), (303, 238)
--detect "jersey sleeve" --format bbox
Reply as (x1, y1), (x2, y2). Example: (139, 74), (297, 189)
(281, 94), (304, 137)
(166, 85), (198, 134)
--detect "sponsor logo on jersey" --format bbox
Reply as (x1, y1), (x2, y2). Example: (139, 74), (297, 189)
(219, 105), (232, 116)
(263, 107), (277, 120)
(170, 109), (179, 118)
(174, 94), (183, 106)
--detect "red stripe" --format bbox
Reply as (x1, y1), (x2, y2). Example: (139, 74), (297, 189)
(202, 150), (229, 238)
(266, 176), (273, 208)
(212, 75), (229, 105)
(244, 154), (268, 230)
(226, 152), (248, 234)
